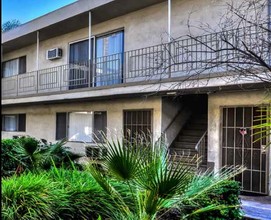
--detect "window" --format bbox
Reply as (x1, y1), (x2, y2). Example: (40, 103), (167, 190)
(95, 30), (124, 86)
(2, 114), (26, 132)
(2, 56), (26, 78)
(56, 111), (107, 142)
(123, 110), (152, 142)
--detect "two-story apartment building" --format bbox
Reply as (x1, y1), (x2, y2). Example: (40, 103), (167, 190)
(2, 0), (270, 195)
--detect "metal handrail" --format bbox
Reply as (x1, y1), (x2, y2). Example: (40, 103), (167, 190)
(195, 130), (207, 168)
(2, 23), (269, 98)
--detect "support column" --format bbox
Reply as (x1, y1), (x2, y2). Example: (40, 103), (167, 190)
(168, 0), (171, 42)
(36, 31), (39, 70)
(88, 11), (92, 60)
(88, 11), (92, 88)
(36, 31), (40, 93)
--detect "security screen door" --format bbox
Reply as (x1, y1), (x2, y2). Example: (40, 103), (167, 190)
(222, 107), (269, 194)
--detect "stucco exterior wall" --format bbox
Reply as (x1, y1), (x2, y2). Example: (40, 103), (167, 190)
(208, 89), (270, 194)
(2, 96), (162, 154)
(3, 0), (258, 72)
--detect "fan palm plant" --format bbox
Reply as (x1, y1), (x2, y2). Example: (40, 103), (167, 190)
(12, 137), (80, 172)
(86, 133), (244, 220)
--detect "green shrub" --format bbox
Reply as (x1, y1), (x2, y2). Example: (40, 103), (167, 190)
(181, 180), (242, 220)
(1, 139), (21, 177)
(1, 137), (81, 176)
(47, 168), (115, 219)
(1, 167), (117, 220)
(1, 172), (59, 220)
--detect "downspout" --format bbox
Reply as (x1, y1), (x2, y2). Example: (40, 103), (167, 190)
(168, 0), (171, 42)
(36, 31), (39, 93)
(36, 31), (39, 70)
(168, 0), (172, 78)
(88, 11), (92, 88)
(88, 11), (92, 60)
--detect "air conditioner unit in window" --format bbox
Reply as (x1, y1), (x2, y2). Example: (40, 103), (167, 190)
(46, 48), (62, 60)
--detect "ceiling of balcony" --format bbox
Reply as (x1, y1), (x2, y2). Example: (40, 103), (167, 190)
(2, 0), (166, 54)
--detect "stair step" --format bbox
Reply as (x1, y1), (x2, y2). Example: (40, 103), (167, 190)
(178, 136), (201, 142)
(176, 141), (198, 145)
(173, 142), (197, 149)
(181, 130), (206, 136)
(170, 148), (198, 156)
(170, 156), (198, 168)
(187, 124), (207, 129)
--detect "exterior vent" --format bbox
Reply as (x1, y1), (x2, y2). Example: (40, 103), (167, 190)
(46, 48), (62, 60)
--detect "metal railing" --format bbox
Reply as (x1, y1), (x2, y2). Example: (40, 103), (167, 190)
(195, 130), (208, 169)
(2, 24), (269, 98)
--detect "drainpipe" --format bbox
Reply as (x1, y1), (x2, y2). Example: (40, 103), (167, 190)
(36, 31), (39, 93)
(36, 31), (39, 70)
(88, 11), (92, 60)
(168, 0), (172, 78)
(88, 11), (92, 87)
(168, 0), (171, 42)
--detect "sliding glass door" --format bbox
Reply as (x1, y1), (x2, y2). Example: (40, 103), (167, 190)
(69, 31), (124, 89)
(95, 31), (124, 86)
(69, 39), (93, 89)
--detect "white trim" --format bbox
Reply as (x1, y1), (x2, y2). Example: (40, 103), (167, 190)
(36, 31), (39, 70)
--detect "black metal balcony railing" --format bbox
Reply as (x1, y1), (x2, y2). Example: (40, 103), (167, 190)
(2, 24), (269, 98)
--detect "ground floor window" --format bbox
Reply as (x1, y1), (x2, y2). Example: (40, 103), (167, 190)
(2, 114), (26, 132)
(123, 109), (152, 143)
(56, 111), (107, 143)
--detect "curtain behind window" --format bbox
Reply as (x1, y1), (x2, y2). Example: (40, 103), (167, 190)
(3, 115), (17, 131)
(68, 112), (93, 142)
(2, 59), (19, 77)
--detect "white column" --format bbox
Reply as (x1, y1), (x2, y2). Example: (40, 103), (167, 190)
(88, 11), (92, 60)
(36, 31), (39, 70)
(168, 0), (171, 42)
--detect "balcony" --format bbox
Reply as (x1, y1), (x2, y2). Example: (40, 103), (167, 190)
(2, 25), (269, 99)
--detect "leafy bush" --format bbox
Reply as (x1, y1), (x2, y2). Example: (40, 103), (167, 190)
(47, 168), (115, 219)
(1, 137), (81, 176)
(180, 180), (242, 220)
(86, 135), (245, 220)
(1, 135), (244, 220)
(1, 139), (21, 177)
(1, 167), (117, 220)
(1, 172), (59, 220)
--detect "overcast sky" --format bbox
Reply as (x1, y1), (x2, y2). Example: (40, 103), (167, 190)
(2, 0), (77, 25)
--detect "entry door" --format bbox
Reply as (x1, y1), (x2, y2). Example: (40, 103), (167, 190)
(69, 39), (93, 89)
(95, 31), (124, 87)
(222, 107), (269, 194)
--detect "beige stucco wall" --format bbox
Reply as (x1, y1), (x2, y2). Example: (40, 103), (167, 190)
(208, 89), (270, 194)
(3, 0), (259, 72)
(2, 96), (162, 154)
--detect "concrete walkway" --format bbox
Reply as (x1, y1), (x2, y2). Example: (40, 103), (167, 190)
(240, 196), (271, 220)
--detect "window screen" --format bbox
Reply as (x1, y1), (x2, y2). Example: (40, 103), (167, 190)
(123, 110), (152, 142)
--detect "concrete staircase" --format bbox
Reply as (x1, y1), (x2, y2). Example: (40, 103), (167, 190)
(169, 113), (208, 170)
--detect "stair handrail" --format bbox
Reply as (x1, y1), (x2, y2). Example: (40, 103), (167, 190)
(195, 130), (207, 168)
